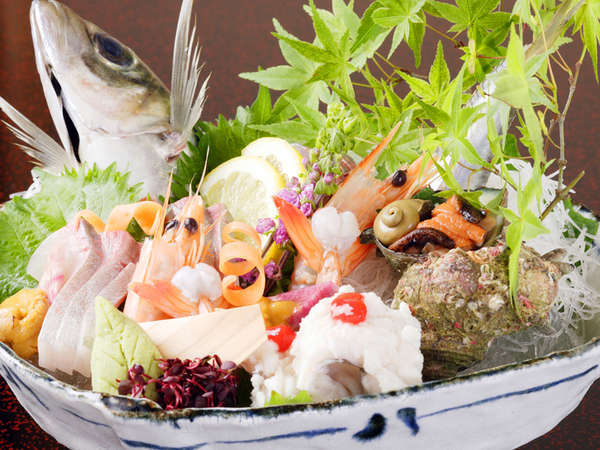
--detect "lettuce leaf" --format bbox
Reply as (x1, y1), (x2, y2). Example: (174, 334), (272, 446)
(265, 390), (313, 406)
(91, 297), (162, 400)
(0, 164), (140, 302)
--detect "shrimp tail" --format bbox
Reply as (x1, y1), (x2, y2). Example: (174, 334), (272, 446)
(273, 197), (323, 272)
(341, 240), (373, 277)
(130, 280), (213, 318)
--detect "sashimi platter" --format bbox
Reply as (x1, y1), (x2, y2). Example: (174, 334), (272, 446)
(1, 0), (600, 448)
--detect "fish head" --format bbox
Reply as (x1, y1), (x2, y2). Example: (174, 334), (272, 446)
(30, 0), (171, 147)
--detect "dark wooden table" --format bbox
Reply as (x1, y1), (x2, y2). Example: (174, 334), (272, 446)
(1, 1), (599, 448)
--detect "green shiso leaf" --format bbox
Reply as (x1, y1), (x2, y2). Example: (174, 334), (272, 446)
(172, 84), (281, 200)
(0, 164), (140, 302)
(265, 390), (313, 406)
(91, 297), (162, 400)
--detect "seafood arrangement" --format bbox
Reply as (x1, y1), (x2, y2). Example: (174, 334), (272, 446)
(1, 0), (600, 441)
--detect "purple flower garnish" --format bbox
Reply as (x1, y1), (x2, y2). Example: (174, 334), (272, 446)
(312, 162), (320, 172)
(287, 176), (300, 188)
(265, 261), (282, 280)
(308, 171), (320, 183)
(273, 219), (289, 245)
(324, 173), (334, 184)
(300, 202), (313, 217)
(256, 217), (276, 234)
(300, 183), (314, 202)
(276, 188), (300, 208)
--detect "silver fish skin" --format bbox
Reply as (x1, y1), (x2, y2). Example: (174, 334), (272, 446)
(0, 0), (207, 196)
(30, 0), (183, 195)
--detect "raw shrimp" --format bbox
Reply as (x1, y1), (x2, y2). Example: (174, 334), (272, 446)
(279, 123), (440, 286)
(275, 201), (361, 286)
(124, 187), (219, 322)
(327, 122), (440, 231)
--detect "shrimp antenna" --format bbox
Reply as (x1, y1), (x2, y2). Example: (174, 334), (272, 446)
(194, 144), (211, 197)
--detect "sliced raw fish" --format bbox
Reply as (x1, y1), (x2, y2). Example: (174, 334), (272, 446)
(274, 282), (339, 330)
(52, 230), (140, 375)
(73, 262), (137, 376)
(28, 226), (69, 281)
(37, 220), (103, 372)
(36, 222), (94, 303)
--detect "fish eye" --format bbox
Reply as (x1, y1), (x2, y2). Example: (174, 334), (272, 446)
(93, 34), (133, 67)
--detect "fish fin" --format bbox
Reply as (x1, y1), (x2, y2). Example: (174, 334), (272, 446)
(0, 96), (78, 172)
(170, 0), (209, 135)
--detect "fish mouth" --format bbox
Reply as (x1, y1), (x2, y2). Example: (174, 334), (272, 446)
(30, 0), (84, 158)
(48, 72), (81, 162)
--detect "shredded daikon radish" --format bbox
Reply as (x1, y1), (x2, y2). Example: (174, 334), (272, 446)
(479, 161), (600, 361)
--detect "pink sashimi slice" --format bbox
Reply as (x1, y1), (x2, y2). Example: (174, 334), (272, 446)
(73, 262), (137, 376)
(274, 282), (339, 330)
(101, 230), (142, 264)
(36, 222), (94, 303)
(37, 220), (103, 372)
(53, 230), (140, 375)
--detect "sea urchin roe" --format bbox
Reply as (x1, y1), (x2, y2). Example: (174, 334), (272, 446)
(0, 288), (49, 359)
(267, 325), (296, 352)
(330, 292), (367, 324)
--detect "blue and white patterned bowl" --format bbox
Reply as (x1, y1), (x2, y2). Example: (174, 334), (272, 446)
(2, 321), (600, 449)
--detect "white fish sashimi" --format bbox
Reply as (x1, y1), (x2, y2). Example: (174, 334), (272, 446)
(37, 220), (103, 372)
(73, 262), (137, 376)
(52, 261), (125, 374)
(52, 230), (140, 375)
(27, 226), (68, 282)
(35, 222), (93, 302)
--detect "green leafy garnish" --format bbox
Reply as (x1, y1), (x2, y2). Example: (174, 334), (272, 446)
(91, 297), (163, 400)
(125, 217), (149, 243)
(0, 164), (140, 302)
(172, 84), (287, 200)
(172, 0), (597, 317)
(265, 390), (313, 406)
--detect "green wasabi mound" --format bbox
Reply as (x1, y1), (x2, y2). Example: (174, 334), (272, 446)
(91, 297), (162, 400)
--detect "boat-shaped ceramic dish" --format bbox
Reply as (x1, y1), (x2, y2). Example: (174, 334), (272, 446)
(1, 301), (600, 449)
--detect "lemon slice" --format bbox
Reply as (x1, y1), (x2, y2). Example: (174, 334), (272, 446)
(241, 137), (306, 183)
(200, 156), (285, 245)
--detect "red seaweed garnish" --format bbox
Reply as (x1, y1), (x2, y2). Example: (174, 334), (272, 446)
(117, 356), (239, 410)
